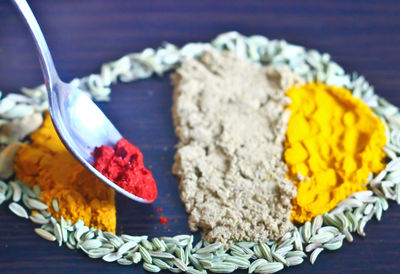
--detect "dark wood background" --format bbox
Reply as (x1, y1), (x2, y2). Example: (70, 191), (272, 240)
(0, 0), (399, 273)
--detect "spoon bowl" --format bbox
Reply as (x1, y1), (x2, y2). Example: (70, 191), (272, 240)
(12, 0), (154, 203)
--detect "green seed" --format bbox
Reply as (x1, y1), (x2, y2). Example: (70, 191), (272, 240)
(172, 257), (187, 272)
(286, 250), (307, 258)
(117, 258), (133, 266)
(310, 247), (323, 264)
(249, 258), (268, 274)
(323, 240), (343, 251)
(209, 262), (237, 273)
(196, 242), (222, 254)
(255, 262), (284, 273)
(150, 251), (174, 259)
(152, 258), (172, 270)
(143, 262), (161, 272)
(303, 221), (311, 242)
(189, 254), (204, 271)
(258, 242), (273, 261)
(139, 245), (152, 264)
(223, 255), (250, 269)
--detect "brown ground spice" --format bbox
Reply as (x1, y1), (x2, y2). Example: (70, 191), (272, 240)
(172, 50), (304, 245)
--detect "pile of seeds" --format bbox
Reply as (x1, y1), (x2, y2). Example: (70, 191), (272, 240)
(1, 32), (400, 273)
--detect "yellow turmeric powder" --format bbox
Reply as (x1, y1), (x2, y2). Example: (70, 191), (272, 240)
(285, 83), (386, 223)
(13, 112), (116, 232)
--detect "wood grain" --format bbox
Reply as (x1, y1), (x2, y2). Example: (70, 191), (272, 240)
(0, 0), (399, 273)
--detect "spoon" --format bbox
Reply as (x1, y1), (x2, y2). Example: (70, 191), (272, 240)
(12, 0), (155, 203)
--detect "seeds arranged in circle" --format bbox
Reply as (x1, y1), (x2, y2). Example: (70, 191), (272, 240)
(1, 32), (399, 273)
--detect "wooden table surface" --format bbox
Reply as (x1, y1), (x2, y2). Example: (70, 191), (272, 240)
(0, 0), (400, 273)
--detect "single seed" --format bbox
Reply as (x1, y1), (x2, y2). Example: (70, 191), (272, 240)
(375, 201), (383, 221)
(152, 258), (171, 270)
(121, 234), (146, 243)
(139, 245), (152, 264)
(303, 221), (312, 242)
(286, 256), (304, 266)
(272, 252), (288, 266)
(305, 243), (322, 253)
(364, 203), (374, 215)
(274, 245), (293, 257)
(310, 247), (323, 264)
(312, 215), (323, 235)
(255, 262), (284, 273)
(9, 202), (28, 219)
(249, 259), (268, 273)
(286, 250), (307, 258)
(343, 229), (354, 242)
(199, 259), (213, 268)
(189, 254), (204, 271)
(26, 197), (48, 210)
(195, 242), (222, 254)
(132, 252), (142, 264)
(60, 217), (68, 243)
(52, 199), (59, 213)
(172, 257), (188, 272)
(10, 181), (21, 202)
(209, 262), (237, 273)
(323, 240), (343, 251)
(143, 262), (161, 272)
(117, 258), (133, 266)
(357, 217), (368, 236)
(258, 242), (273, 262)
(141, 238), (154, 251)
(81, 239), (102, 250)
(102, 252), (122, 262)
(117, 241), (138, 255)
(317, 226), (339, 235)
(175, 246), (185, 262)
(29, 213), (49, 224)
(150, 251), (174, 259)
(34, 228), (56, 241)
(277, 237), (295, 249)
(54, 223), (63, 246)
(223, 255), (250, 269)
(309, 232), (335, 244)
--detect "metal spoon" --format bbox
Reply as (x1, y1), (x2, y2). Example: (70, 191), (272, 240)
(12, 0), (155, 203)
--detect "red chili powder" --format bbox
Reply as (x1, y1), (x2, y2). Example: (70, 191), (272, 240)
(159, 217), (168, 224)
(92, 138), (157, 201)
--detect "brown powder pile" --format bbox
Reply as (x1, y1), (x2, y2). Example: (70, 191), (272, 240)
(171, 50), (304, 245)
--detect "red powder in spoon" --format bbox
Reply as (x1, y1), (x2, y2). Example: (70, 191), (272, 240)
(92, 138), (157, 201)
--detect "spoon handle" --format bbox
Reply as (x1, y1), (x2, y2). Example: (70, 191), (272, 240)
(11, 0), (60, 88)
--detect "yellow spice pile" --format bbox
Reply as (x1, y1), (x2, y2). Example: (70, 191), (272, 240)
(13, 112), (116, 232)
(285, 83), (387, 223)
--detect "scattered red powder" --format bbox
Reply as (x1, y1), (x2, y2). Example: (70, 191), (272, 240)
(156, 207), (163, 212)
(92, 138), (157, 201)
(159, 217), (168, 224)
